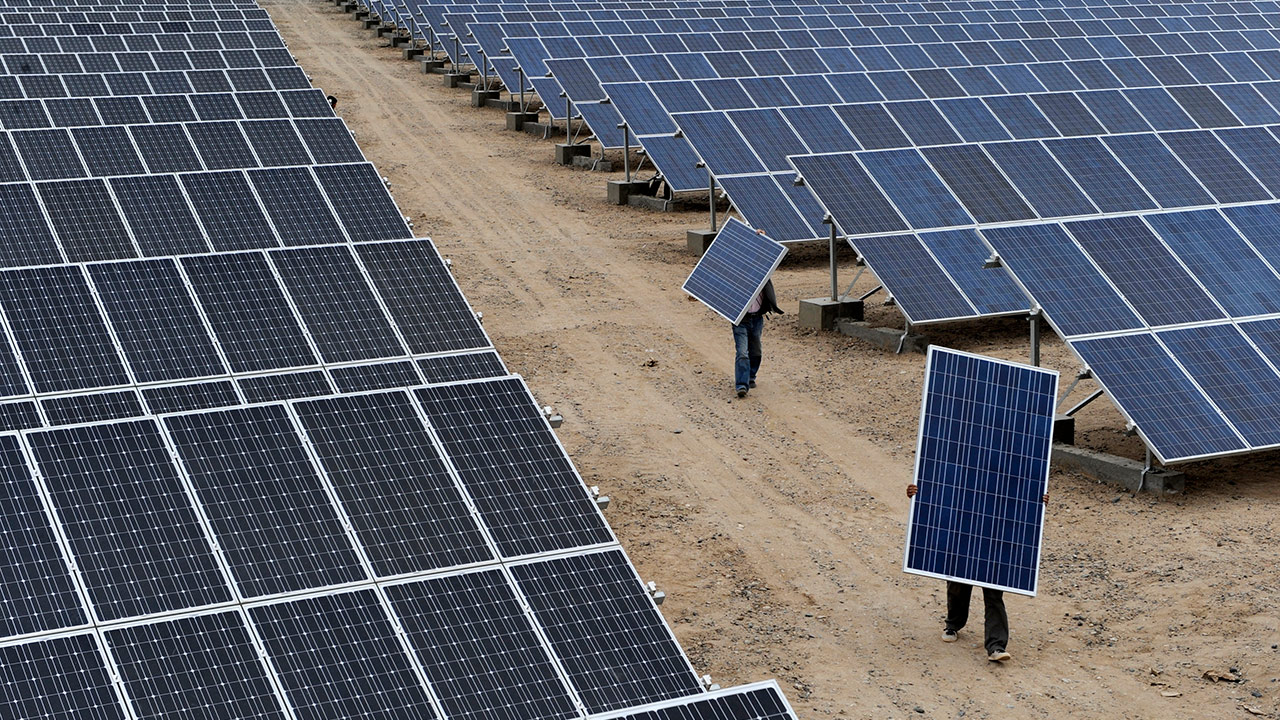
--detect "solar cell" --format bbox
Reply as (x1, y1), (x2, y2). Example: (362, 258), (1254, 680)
(249, 590), (437, 720)
(238, 370), (332, 403)
(111, 175), (210, 256)
(982, 141), (1098, 219)
(905, 347), (1055, 595)
(106, 611), (287, 720)
(385, 568), (579, 720)
(0, 634), (125, 720)
(1072, 333), (1246, 462)
(1145, 209), (1280, 317)
(414, 377), (613, 557)
(510, 549), (702, 714)
(165, 404), (367, 598)
(294, 118), (364, 164)
(312, 162), (413, 241)
(716, 174), (821, 243)
(0, 266), (129, 393)
(833, 103), (910, 150)
(886, 100), (962, 146)
(28, 419), (230, 621)
(293, 390), (492, 576)
(682, 217), (787, 324)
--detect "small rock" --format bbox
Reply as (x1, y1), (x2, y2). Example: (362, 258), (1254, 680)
(913, 707), (924, 714)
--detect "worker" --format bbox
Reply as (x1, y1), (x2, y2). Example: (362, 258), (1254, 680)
(733, 278), (783, 398)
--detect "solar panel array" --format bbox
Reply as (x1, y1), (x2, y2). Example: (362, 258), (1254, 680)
(682, 216), (787, 323)
(904, 347), (1056, 596)
(0, 0), (787, 716)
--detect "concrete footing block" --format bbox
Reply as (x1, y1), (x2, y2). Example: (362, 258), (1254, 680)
(341, 2), (357, 13)
(798, 298), (864, 330)
(555, 143), (591, 165)
(607, 180), (650, 205)
(628, 194), (671, 212)
(1052, 444), (1185, 494)
(506, 112), (540, 131)
(402, 46), (423, 59)
(390, 34), (410, 47)
(572, 156), (610, 171)
(362, 18), (380, 29)
(471, 89), (500, 107)
(834, 320), (930, 353)
(420, 58), (446, 73)
(524, 122), (563, 138)
(443, 73), (470, 88)
(686, 229), (716, 255)
(373, 24), (394, 35)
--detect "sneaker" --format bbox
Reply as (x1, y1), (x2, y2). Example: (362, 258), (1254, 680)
(749, 379), (757, 388)
(941, 629), (958, 643)
(988, 648), (1011, 663)
(736, 387), (747, 398)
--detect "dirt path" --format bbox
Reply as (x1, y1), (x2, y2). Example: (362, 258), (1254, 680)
(267, 3), (1280, 716)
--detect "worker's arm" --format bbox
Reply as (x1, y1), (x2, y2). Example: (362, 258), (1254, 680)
(906, 483), (918, 498)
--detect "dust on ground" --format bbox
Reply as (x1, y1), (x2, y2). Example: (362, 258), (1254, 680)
(265, 3), (1280, 716)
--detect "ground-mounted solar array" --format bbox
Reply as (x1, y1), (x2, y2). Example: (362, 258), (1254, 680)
(0, 0), (789, 716)
(905, 347), (1057, 595)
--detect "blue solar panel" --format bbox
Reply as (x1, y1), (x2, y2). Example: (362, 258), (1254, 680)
(1145, 210), (1280, 317)
(637, 134), (705, 192)
(675, 111), (763, 176)
(1161, 130), (1271, 204)
(682, 217), (787, 324)
(1102, 134), (1213, 209)
(847, 234), (976, 324)
(858, 149), (972, 230)
(728, 109), (808, 172)
(905, 347), (1056, 596)
(1072, 333), (1246, 462)
(919, 230), (1029, 316)
(980, 224), (1142, 337)
(779, 106), (861, 153)
(1065, 216), (1225, 327)
(789, 152), (908, 236)
(716, 175), (821, 243)
(1157, 323), (1280, 448)
(920, 145), (1036, 224)
(1044, 137), (1156, 213)
(983, 141), (1099, 218)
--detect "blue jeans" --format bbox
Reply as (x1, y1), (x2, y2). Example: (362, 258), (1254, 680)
(732, 315), (764, 389)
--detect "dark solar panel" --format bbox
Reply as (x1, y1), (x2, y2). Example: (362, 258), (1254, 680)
(41, 390), (145, 426)
(165, 404), (366, 598)
(28, 420), (231, 622)
(293, 390), (492, 576)
(0, 634), (125, 720)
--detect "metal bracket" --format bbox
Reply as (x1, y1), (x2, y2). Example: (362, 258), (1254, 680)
(541, 405), (563, 428)
(1063, 388), (1104, 417)
(589, 485), (610, 510)
(646, 581), (665, 605)
(858, 283), (883, 302)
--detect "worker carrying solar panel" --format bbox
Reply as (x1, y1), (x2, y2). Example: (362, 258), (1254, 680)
(905, 483), (1049, 663)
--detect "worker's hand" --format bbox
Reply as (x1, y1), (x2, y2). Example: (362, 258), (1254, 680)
(1042, 492), (1049, 504)
(906, 484), (918, 498)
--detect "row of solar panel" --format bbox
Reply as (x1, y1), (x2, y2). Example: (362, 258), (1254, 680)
(0, 379), (620, 635)
(0, 349), (507, 429)
(975, 209), (1280, 462)
(0, 119), (363, 179)
(0, 50), (296, 82)
(1, 541), (699, 718)
(0, 91), (340, 131)
(0, 72), (315, 106)
(0, 34), (284, 57)
(0, 238), (489, 406)
(1, 162), (411, 264)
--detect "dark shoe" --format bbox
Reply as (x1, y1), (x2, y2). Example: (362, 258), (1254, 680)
(988, 648), (1011, 663)
(749, 379), (757, 388)
(941, 629), (958, 643)
(736, 387), (747, 398)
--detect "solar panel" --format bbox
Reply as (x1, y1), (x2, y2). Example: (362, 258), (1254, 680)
(27, 419), (231, 621)
(510, 549), (704, 713)
(248, 589), (437, 719)
(164, 404), (367, 598)
(385, 568), (581, 720)
(904, 347), (1057, 596)
(414, 376), (614, 557)
(593, 682), (798, 720)
(0, 634), (125, 720)
(681, 216), (787, 324)
(292, 390), (493, 576)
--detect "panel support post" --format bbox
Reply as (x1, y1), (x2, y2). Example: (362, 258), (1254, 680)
(1029, 309), (1041, 367)
(708, 167), (716, 232)
(618, 122), (631, 182)
(827, 217), (838, 301)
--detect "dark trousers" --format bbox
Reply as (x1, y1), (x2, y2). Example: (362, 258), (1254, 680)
(946, 581), (1009, 654)
(732, 315), (763, 389)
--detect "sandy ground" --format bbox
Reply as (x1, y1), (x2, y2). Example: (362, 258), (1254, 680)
(266, 3), (1280, 716)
